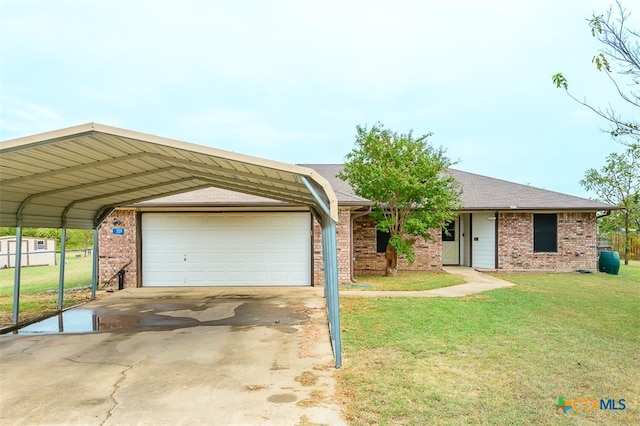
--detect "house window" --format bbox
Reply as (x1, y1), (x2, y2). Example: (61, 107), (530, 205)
(376, 230), (391, 253)
(534, 214), (557, 252)
(36, 240), (45, 250)
(442, 220), (456, 242)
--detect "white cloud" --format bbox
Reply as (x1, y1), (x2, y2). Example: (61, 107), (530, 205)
(0, 97), (67, 139)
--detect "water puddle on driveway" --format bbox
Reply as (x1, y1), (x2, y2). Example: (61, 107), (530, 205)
(15, 310), (98, 334)
(9, 310), (144, 334)
(7, 299), (310, 335)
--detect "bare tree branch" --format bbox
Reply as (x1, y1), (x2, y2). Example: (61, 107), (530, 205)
(555, 1), (640, 148)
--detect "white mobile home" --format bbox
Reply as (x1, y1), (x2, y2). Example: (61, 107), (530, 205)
(0, 236), (56, 268)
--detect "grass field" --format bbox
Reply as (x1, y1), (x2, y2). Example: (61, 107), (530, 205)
(338, 263), (639, 425)
(349, 272), (465, 291)
(0, 256), (94, 327)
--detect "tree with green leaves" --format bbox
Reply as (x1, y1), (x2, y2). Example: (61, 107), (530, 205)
(580, 145), (640, 264)
(552, 1), (639, 148)
(339, 123), (461, 276)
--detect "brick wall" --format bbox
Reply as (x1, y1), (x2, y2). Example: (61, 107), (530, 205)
(98, 209), (138, 288)
(497, 212), (597, 270)
(313, 208), (352, 285)
(352, 215), (442, 275)
(98, 209), (598, 286)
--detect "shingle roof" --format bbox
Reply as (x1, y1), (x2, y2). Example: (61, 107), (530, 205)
(298, 164), (373, 206)
(306, 164), (615, 211)
(448, 168), (615, 211)
(135, 164), (616, 211)
(135, 187), (285, 207)
(136, 164), (374, 207)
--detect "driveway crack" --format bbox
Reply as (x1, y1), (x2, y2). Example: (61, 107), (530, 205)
(62, 357), (128, 367)
(18, 337), (44, 355)
(100, 362), (138, 426)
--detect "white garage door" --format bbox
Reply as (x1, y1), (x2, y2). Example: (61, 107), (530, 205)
(142, 212), (311, 286)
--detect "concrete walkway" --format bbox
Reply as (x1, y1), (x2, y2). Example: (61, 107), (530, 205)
(340, 266), (514, 297)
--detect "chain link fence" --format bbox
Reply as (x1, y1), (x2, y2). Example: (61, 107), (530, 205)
(0, 247), (95, 329)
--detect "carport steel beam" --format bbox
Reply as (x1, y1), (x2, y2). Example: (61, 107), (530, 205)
(302, 176), (342, 368)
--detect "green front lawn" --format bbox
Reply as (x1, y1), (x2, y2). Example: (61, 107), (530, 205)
(349, 272), (465, 291)
(0, 255), (93, 296)
(0, 256), (95, 327)
(338, 263), (639, 425)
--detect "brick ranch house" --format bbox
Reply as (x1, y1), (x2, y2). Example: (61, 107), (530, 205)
(99, 164), (615, 288)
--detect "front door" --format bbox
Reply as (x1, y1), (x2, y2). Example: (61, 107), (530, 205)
(442, 218), (459, 265)
(471, 212), (496, 269)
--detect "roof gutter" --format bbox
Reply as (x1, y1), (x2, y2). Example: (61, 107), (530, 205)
(596, 210), (613, 220)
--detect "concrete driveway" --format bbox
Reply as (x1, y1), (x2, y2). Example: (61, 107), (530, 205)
(0, 287), (345, 426)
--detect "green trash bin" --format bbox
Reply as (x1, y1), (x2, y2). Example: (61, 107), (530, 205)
(599, 251), (620, 275)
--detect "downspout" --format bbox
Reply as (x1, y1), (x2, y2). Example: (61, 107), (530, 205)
(595, 210), (613, 257)
(350, 207), (372, 283)
(494, 211), (498, 270)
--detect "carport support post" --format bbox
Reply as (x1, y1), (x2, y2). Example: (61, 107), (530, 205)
(12, 226), (23, 324)
(322, 218), (342, 368)
(91, 228), (98, 300)
(301, 176), (342, 368)
(57, 227), (67, 311)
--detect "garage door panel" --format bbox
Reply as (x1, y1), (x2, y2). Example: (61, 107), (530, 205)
(247, 253), (266, 263)
(228, 271), (249, 283)
(142, 212), (311, 286)
(145, 271), (186, 285)
(248, 272), (268, 281)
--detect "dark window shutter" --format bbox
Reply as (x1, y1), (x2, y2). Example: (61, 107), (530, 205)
(376, 230), (391, 253)
(534, 214), (557, 252)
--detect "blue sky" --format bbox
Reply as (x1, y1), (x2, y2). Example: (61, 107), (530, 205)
(1, 0), (636, 198)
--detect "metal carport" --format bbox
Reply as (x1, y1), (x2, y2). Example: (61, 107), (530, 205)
(0, 123), (342, 367)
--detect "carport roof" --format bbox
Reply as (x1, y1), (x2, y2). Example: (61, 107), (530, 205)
(0, 123), (338, 229)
